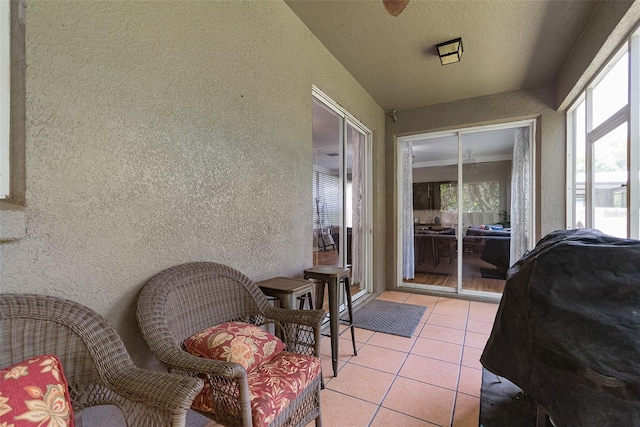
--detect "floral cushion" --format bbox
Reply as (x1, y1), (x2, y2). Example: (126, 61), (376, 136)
(184, 321), (286, 372)
(192, 351), (321, 427)
(0, 354), (74, 427)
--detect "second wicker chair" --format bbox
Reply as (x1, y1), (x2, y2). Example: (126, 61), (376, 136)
(136, 262), (325, 427)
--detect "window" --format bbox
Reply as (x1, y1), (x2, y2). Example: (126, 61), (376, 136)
(567, 38), (637, 239)
(440, 182), (501, 213)
(0, 0), (26, 241)
(0, 0), (10, 199)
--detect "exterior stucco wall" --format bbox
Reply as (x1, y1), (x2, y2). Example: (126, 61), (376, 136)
(0, 0), (385, 368)
(557, 0), (638, 110)
(385, 85), (564, 289)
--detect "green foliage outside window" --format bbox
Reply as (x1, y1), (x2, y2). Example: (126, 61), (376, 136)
(440, 182), (500, 213)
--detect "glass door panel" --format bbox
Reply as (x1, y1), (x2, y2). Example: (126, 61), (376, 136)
(460, 133), (513, 295)
(405, 135), (458, 290)
(312, 94), (371, 311)
(346, 123), (367, 302)
(400, 124), (532, 297)
(593, 122), (628, 238)
(312, 98), (343, 269)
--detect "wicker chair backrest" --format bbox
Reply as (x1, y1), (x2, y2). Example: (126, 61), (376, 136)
(1, 293), (206, 427)
(139, 262), (272, 349)
(0, 293), (131, 389)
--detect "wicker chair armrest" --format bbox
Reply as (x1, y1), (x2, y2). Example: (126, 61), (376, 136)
(111, 366), (204, 411)
(262, 307), (325, 355)
(154, 342), (248, 380)
(263, 306), (326, 328)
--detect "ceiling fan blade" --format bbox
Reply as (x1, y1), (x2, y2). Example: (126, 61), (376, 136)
(383, 0), (409, 16)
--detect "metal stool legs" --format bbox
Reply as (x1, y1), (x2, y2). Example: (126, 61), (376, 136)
(303, 265), (356, 380)
(297, 291), (314, 310)
(342, 276), (357, 357)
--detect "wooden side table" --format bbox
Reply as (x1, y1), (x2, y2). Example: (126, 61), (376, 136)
(303, 265), (357, 378)
(256, 277), (314, 310)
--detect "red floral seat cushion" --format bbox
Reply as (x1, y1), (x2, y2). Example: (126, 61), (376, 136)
(0, 354), (74, 426)
(184, 322), (286, 373)
(192, 351), (321, 427)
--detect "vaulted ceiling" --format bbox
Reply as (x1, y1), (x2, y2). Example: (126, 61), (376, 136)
(285, 0), (600, 111)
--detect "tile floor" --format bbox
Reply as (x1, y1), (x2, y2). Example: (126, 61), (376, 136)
(201, 291), (499, 427)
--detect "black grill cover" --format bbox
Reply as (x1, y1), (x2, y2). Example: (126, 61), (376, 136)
(480, 229), (640, 426)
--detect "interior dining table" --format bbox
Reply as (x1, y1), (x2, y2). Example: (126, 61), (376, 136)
(414, 229), (456, 272)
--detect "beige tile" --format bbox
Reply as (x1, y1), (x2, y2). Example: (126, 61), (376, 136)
(452, 393), (480, 427)
(417, 308), (432, 327)
(383, 377), (455, 426)
(367, 331), (417, 353)
(376, 292), (409, 303)
(466, 318), (494, 335)
(404, 293), (439, 308)
(315, 389), (377, 427)
(320, 335), (357, 359)
(370, 407), (437, 427)
(327, 362), (395, 404)
(457, 366), (482, 397)
(432, 298), (470, 318)
(469, 301), (499, 321)
(353, 327), (375, 343)
(319, 335), (331, 357)
(461, 346), (483, 370)
(399, 354), (460, 391)
(411, 337), (463, 364)
(339, 335), (360, 356)
(320, 354), (347, 382)
(427, 313), (468, 330)
(299, 292), (497, 427)
(338, 324), (368, 346)
(420, 323), (465, 345)
(464, 331), (489, 349)
(349, 343), (407, 375)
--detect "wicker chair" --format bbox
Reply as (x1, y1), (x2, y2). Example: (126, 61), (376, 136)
(136, 262), (325, 427)
(0, 293), (204, 427)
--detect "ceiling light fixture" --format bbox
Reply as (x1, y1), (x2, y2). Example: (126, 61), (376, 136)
(436, 38), (463, 65)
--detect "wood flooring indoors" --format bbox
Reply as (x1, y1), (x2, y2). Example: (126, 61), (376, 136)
(314, 248), (505, 294)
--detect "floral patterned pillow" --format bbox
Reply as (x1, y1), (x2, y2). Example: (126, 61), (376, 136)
(184, 321), (286, 372)
(0, 354), (74, 426)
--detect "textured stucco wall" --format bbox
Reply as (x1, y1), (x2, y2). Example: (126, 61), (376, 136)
(557, 0), (638, 110)
(0, 0), (385, 369)
(385, 85), (565, 288)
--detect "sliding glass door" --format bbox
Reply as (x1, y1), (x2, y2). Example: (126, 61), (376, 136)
(312, 88), (372, 305)
(398, 121), (535, 298)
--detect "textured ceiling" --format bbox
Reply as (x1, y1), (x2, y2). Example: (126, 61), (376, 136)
(286, 0), (599, 111)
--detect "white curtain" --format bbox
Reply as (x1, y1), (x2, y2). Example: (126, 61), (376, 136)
(351, 130), (364, 284)
(402, 141), (415, 279)
(510, 127), (530, 265)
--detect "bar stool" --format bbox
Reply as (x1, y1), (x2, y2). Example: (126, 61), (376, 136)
(256, 277), (316, 343)
(303, 265), (357, 378)
(255, 277), (315, 310)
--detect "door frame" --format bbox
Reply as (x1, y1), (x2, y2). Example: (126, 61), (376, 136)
(312, 86), (373, 302)
(396, 119), (536, 298)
